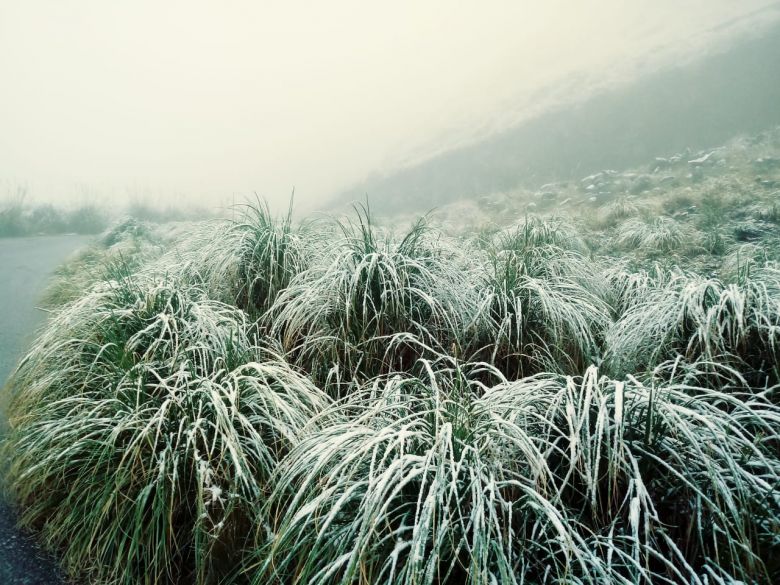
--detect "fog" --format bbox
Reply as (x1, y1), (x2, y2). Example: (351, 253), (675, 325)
(1, 1), (778, 213)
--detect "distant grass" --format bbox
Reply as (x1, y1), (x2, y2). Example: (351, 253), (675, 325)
(0, 198), (108, 237)
(0, 197), (220, 238)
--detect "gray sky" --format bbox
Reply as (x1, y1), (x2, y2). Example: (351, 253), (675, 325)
(1, 1), (778, 212)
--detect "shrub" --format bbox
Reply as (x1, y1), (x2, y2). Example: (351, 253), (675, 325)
(0, 196), (28, 237)
(66, 203), (109, 234)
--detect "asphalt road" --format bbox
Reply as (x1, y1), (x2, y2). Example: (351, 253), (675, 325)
(0, 235), (90, 585)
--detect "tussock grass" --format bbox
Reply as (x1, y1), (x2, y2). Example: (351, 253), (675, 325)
(140, 205), (307, 322)
(496, 215), (588, 253)
(3, 275), (330, 585)
(268, 205), (473, 391)
(603, 264), (680, 316)
(255, 364), (780, 584)
(165, 200), (309, 318)
(616, 217), (696, 256)
(718, 243), (768, 282)
(231, 199), (309, 317)
(467, 234), (611, 377)
(604, 270), (780, 387)
(604, 196), (641, 224)
(5, 195), (780, 584)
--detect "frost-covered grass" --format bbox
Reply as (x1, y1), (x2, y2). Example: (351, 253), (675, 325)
(40, 217), (166, 307)
(3, 275), (330, 584)
(153, 199), (310, 319)
(267, 205), (474, 393)
(3, 198), (780, 584)
(615, 217), (697, 256)
(426, 127), (780, 276)
(255, 364), (780, 584)
(604, 267), (780, 388)
(466, 225), (611, 378)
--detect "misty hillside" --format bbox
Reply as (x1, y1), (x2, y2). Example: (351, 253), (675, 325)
(336, 23), (780, 214)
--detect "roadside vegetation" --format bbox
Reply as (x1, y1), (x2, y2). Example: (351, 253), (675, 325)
(2, 128), (780, 584)
(0, 197), (108, 237)
(0, 193), (218, 238)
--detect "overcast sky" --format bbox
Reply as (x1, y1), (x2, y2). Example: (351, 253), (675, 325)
(1, 1), (778, 212)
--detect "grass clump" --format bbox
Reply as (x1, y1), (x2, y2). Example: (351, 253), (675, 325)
(604, 269), (780, 387)
(255, 364), (780, 584)
(269, 205), (471, 391)
(168, 200), (309, 319)
(500, 215), (588, 253)
(231, 200), (308, 317)
(616, 217), (695, 256)
(467, 226), (611, 377)
(255, 362), (543, 585)
(756, 201), (780, 223)
(604, 196), (640, 223)
(3, 275), (330, 585)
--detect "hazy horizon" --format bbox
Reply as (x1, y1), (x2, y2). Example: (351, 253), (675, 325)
(2, 1), (779, 214)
